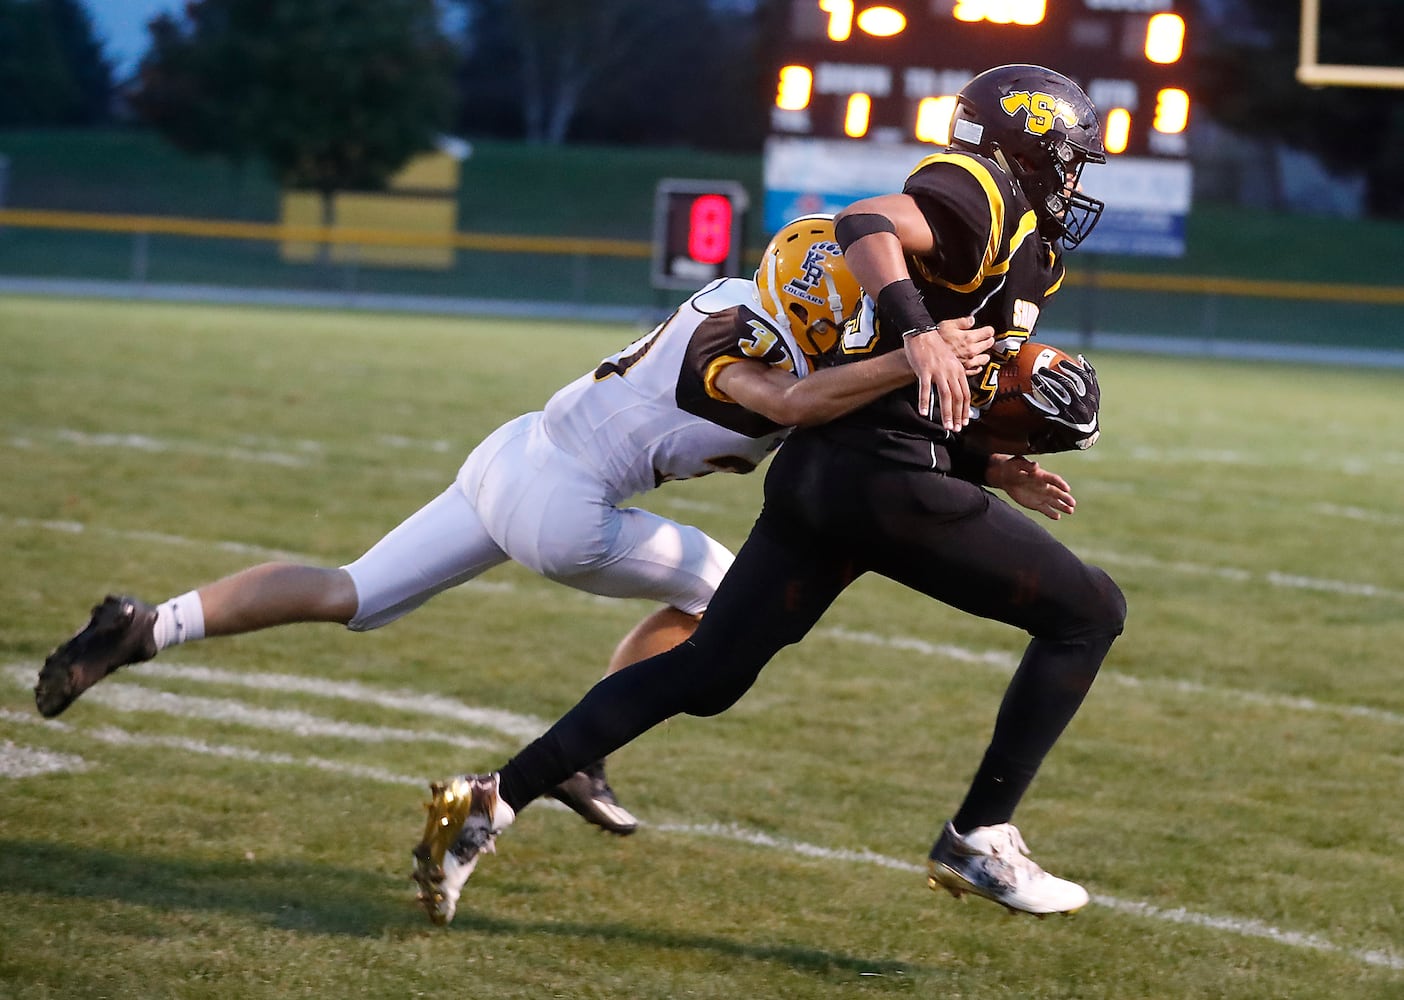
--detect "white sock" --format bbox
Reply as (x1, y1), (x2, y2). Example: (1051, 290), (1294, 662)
(152, 591), (207, 651)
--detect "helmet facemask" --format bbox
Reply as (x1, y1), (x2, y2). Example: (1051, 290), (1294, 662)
(784, 303), (843, 359)
(1001, 131), (1106, 250)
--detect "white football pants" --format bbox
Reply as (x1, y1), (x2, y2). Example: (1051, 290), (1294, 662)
(342, 412), (733, 631)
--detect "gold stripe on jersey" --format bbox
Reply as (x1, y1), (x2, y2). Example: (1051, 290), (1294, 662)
(702, 354), (751, 403)
(905, 153), (1039, 293)
(1038, 239), (1063, 297)
(908, 153), (1001, 280)
(1008, 210), (1041, 272)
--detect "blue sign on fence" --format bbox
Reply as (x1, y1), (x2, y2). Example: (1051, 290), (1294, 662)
(763, 138), (1193, 259)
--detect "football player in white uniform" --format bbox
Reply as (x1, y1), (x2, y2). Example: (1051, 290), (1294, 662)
(34, 215), (995, 834)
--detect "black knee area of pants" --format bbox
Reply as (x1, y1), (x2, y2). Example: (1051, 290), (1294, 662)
(1014, 567), (1125, 711)
(1042, 564), (1126, 645)
(678, 639), (772, 718)
(1086, 566), (1128, 638)
(604, 637), (764, 720)
(683, 678), (756, 718)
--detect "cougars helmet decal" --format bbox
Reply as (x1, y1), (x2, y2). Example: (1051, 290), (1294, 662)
(756, 214), (862, 360)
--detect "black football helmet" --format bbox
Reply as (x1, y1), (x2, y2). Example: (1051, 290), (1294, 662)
(949, 64), (1106, 249)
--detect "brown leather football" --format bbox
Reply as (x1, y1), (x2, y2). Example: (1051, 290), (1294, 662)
(963, 343), (1091, 455)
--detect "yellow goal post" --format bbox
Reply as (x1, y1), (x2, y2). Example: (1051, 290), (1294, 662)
(1297, 0), (1404, 88)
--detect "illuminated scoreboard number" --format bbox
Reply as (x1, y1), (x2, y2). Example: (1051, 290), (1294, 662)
(651, 180), (750, 290)
(772, 0), (1191, 158)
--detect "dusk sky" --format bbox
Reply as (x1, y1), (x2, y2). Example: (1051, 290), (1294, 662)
(87, 0), (179, 76)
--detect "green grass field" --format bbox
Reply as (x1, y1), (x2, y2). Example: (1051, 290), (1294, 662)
(2, 295), (1402, 999)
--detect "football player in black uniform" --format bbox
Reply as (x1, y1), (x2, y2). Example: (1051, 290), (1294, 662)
(412, 64), (1126, 921)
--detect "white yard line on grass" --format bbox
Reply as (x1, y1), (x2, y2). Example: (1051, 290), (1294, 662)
(1077, 546), (1404, 602)
(0, 709), (422, 787)
(170, 603), (1404, 726)
(7, 429), (451, 482)
(127, 662), (550, 741)
(11, 428), (1404, 535)
(0, 515), (519, 585)
(0, 514), (308, 561)
(816, 628), (1404, 727)
(1079, 444), (1404, 475)
(1309, 503), (1404, 527)
(2, 665), (500, 751)
(7, 513), (1403, 606)
(2, 706), (1397, 972)
(11, 599), (1404, 734)
(657, 822), (1404, 972)
(0, 739), (89, 778)
(14, 429), (312, 468)
(20, 423), (1404, 477)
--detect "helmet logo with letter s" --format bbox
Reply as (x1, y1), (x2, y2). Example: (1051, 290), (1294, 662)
(999, 91), (1079, 137)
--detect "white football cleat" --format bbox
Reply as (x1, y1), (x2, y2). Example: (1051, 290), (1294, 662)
(927, 821), (1089, 917)
(546, 759), (639, 835)
(411, 773), (515, 926)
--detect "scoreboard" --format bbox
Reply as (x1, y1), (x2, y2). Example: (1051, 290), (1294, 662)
(651, 179), (749, 289)
(765, 0), (1194, 256)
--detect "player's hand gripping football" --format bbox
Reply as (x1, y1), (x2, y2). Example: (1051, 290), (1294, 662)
(903, 316), (994, 431)
(1025, 355), (1101, 453)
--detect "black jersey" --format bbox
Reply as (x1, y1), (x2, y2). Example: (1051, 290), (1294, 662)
(817, 150), (1065, 470)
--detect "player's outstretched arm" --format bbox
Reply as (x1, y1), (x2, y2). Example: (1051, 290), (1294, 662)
(716, 315), (995, 428)
(714, 351), (911, 428)
(985, 455), (1076, 521)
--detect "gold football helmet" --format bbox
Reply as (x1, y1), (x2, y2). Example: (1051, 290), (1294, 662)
(756, 214), (861, 360)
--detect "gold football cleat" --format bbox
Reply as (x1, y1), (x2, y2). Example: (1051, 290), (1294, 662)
(411, 774), (511, 926)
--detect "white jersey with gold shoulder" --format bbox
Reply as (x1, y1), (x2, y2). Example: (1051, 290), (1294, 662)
(541, 276), (812, 502)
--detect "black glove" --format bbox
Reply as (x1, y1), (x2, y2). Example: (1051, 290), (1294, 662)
(1025, 356), (1100, 453)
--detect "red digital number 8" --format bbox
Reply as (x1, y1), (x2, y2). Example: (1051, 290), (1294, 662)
(688, 194), (733, 265)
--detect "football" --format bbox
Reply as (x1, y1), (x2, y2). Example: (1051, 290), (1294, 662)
(962, 342), (1091, 455)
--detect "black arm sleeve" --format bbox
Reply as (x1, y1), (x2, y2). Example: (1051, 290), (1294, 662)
(834, 212), (896, 250)
(875, 279), (934, 335)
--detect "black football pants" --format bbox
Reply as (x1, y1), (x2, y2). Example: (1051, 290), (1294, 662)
(498, 429), (1127, 828)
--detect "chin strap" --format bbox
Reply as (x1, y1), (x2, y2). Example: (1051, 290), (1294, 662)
(990, 143), (1015, 180)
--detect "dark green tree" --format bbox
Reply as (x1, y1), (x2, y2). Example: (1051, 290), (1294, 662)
(1198, 0), (1404, 218)
(130, 0), (456, 225)
(0, 0), (112, 125)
